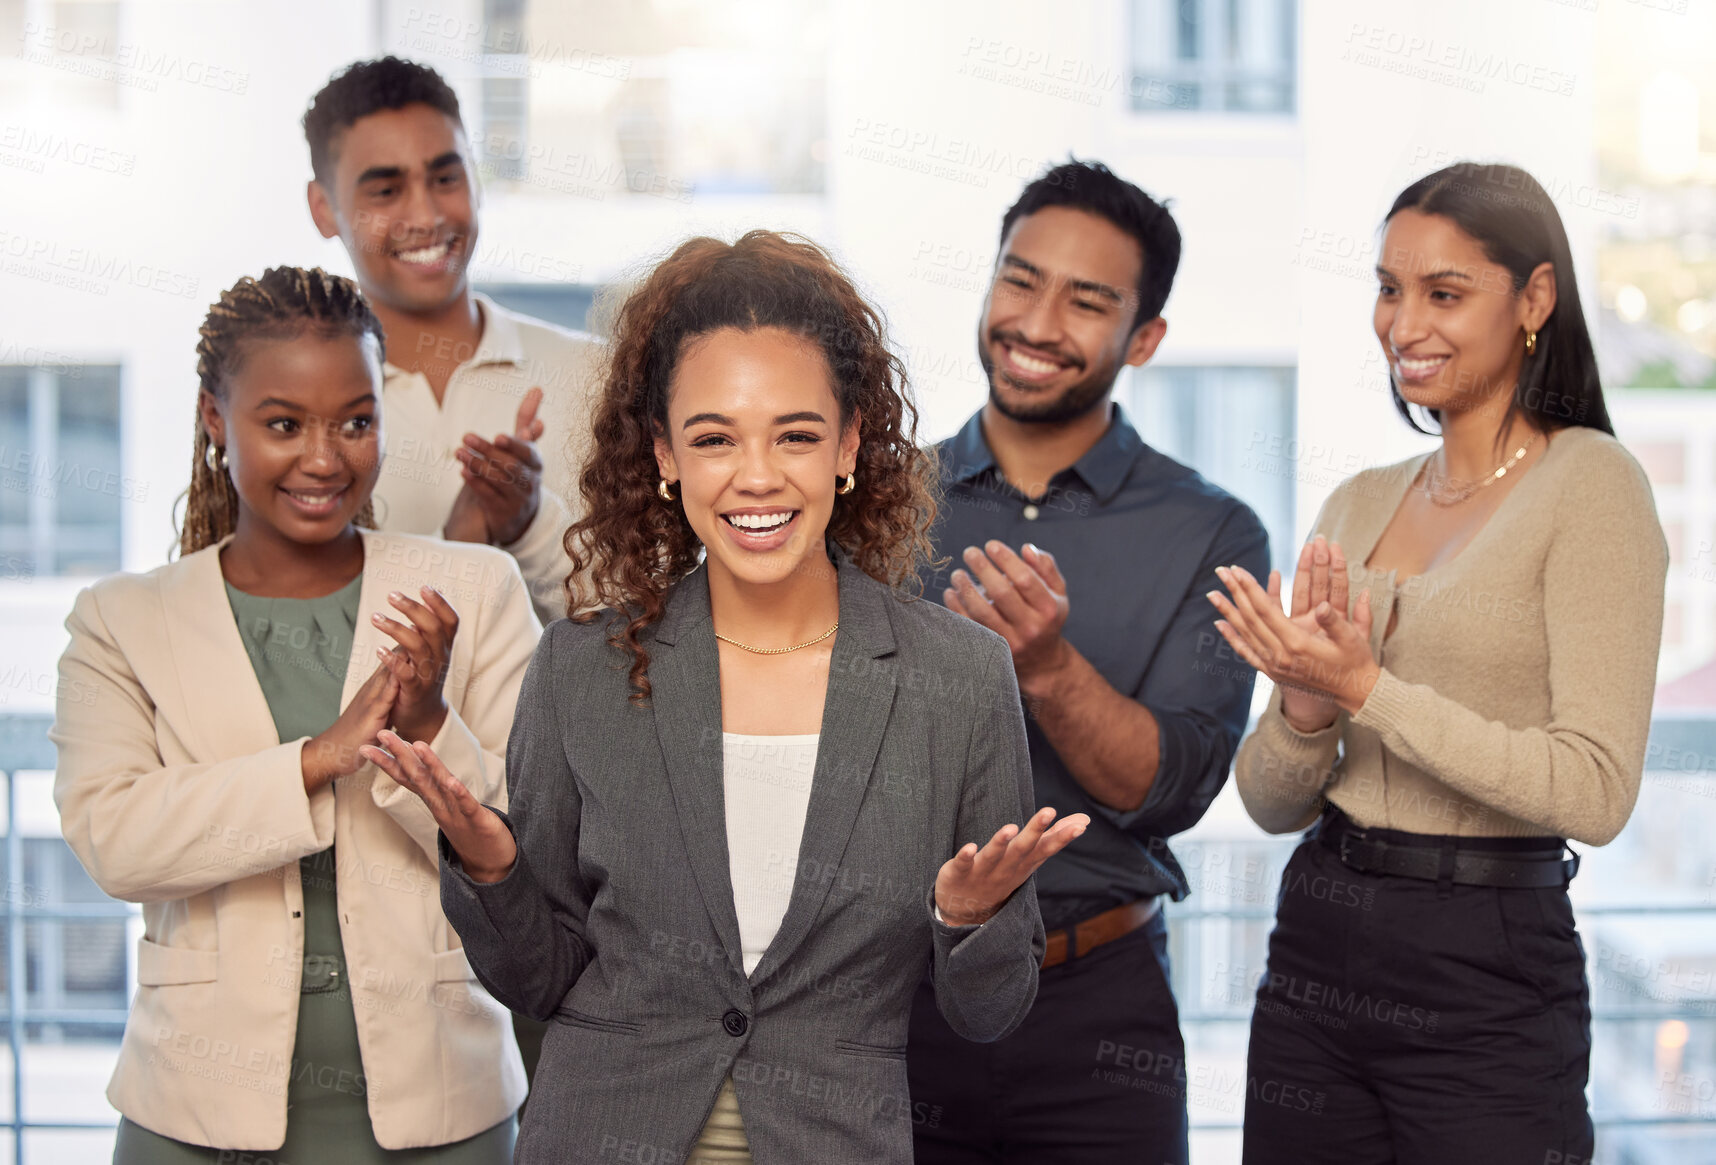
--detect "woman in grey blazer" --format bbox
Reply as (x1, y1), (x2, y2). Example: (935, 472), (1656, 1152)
(363, 230), (1088, 1164)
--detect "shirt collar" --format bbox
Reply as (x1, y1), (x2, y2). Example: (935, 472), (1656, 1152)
(381, 292), (524, 378)
(469, 293), (526, 367)
(942, 402), (1148, 506)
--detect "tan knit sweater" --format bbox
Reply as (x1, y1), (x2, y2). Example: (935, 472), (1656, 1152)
(1234, 425), (1668, 845)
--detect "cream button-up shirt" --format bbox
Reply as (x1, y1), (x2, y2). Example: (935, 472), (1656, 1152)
(375, 294), (605, 622)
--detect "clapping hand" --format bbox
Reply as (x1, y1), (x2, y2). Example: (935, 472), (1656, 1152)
(302, 663), (398, 792)
(935, 807), (1090, 927)
(371, 585), (459, 744)
(1205, 535), (1380, 727)
(450, 386), (546, 547)
(944, 541), (1071, 696)
(359, 730), (517, 883)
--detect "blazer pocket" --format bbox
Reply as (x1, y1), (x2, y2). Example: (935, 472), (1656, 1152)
(833, 1038), (908, 1061)
(552, 1005), (643, 1035)
(136, 937), (218, 987)
(433, 947), (476, 982)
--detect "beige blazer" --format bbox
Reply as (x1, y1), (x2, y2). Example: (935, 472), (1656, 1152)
(50, 529), (540, 1150)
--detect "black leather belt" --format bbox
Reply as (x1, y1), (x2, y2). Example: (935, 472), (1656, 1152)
(1314, 808), (1579, 889)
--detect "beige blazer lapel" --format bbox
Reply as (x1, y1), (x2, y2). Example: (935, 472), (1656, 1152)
(156, 536), (283, 758)
(163, 534), (403, 760)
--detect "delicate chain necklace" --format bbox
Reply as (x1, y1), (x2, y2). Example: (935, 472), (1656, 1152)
(1418, 431), (1540, 507)
(714, 621), (839, 655)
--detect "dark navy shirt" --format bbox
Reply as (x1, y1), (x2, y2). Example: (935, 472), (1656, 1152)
(928, 404), (1270, 930)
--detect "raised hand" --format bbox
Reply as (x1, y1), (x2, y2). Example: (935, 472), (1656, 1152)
(302, 663), (398, 792)
(1205, 539), (1379, 723)
(453, 386), (545, 547)
(442, 481), (490, 545)
(1272, 536), (1348, 731)
(935, 807), (1090, 927)
(359, 730), (517, 882)
(945, 541), (1071, 695)
(371, 585), (459, 744)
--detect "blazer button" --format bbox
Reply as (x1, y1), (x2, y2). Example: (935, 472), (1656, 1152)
(721, 1009), (748, 1037)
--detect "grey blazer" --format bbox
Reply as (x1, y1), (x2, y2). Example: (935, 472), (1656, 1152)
(441, 547), (1044, 1163)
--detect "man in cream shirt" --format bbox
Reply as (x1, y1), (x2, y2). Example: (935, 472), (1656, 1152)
(304, 55), (602, 624)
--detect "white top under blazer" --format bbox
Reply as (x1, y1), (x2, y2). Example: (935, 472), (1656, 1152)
(722, 732), (819, 974)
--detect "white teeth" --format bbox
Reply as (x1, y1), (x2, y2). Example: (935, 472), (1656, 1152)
(396, 241), (451, 265)
(1009, 349), (1062, 375)
(287, 490), (341, 505)
(1398, 356), (1447, 374)
(725, 512), (794, 531)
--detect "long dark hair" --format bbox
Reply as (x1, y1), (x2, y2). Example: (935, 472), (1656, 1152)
(567, 230), (938, 702)
(1382, 162), (1612, 439)
(177, 267), (385, 556)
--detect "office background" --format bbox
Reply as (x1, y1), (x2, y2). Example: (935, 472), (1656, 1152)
(2, 0), (1714, 1160)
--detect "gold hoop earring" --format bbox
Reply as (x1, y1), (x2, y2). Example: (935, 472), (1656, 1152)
(204, 443), (226, 472)
(657, 479), (677, 502)
(837, 473), (856, 495)
(1525, 330), (1537, 356)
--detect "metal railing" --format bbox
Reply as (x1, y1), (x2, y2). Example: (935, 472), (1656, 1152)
(1, 714), (132, 1161)
(2, 708), (1713, 1159)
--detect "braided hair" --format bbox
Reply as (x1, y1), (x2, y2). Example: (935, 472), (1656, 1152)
(177, 266), (387, 557)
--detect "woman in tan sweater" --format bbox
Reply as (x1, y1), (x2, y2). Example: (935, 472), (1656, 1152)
(1209, 163), (1667, 1163)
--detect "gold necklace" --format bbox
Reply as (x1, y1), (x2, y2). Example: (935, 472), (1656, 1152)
(1419, 432), (1540, 507)
(714, 621), (839, 655)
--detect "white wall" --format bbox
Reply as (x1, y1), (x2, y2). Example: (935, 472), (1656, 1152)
(1295, 0), (1598, 531)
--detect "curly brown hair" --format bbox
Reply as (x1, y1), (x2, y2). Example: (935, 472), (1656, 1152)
(566, 230), (939, 701)
(177, 267), (385, 557)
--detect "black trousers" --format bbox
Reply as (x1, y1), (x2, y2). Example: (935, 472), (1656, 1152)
(1243, 833), (1593, 1164)
(907, 909), (1189, 1165)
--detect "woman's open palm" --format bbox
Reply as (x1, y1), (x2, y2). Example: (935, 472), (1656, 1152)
(360, 730), (518, 882)
(935, 807), (1089, 927)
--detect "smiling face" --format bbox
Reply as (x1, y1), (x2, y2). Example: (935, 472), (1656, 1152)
(307, 103), (478, 316)
(200, 332), (385, 547)
(1374, 208), (1554, 416)
(652, 327), (860, 591)
(978, 205), (1164, 425)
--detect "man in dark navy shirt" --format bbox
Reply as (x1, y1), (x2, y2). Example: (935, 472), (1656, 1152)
(907, 160), (1269, 1164)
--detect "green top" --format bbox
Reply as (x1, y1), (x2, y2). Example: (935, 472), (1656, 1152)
(112, 571), (514, 1160)
(223, 573), (361, 740)
(223, 573), (362, 965)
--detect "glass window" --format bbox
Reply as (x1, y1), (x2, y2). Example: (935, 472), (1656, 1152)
(412, 0), (828, 199)
(0, 364), (123, 578)
(473, 282), (601, 336)
(1129, 0), (1296, 113)
(1122, 364), (1298, 574)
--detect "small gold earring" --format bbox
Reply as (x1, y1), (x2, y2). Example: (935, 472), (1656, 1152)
(1525, 330), (1538, 356)
(204, 443), (226, 472)
(657, 479), (677, 502)
(837, 472), (856, 495)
